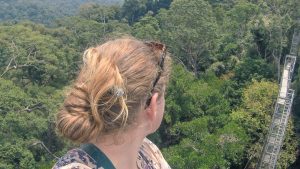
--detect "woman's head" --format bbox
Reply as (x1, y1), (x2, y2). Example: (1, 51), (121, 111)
(56, 38), (171, 143)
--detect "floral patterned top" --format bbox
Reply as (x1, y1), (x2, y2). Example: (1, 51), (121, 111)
(52, 138), (171, 169)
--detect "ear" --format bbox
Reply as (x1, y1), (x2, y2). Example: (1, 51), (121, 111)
(146, 92), (159, 122)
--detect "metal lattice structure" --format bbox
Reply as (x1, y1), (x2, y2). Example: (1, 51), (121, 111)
(257, 22), (300, 169)
(257, 56), (296, 169)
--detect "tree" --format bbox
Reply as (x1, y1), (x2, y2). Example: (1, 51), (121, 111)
(158, 65), (230, 154)
(79, 3), (121, 23)
(162, 116), (248, 168)
(216, 0), (259, 63)
(231, 80), (298, 168)
(121, 0), (148, 24)
(164, 64), (230, 125)
(0, 22), (78, 87)
(55, 17), (108, 49)
(0, 0), (123, 25)
(250, 0), (299, 81)
(158, 0), (218, 76)
(56, 16), (131, 51)
(121, 0), (172, 25)
(233, 58), (275, 86)
(0, 77), (65, 168)
(132, 13), (161, 40)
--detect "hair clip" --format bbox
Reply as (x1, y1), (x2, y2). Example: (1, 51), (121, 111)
(113, 87), (125, 97)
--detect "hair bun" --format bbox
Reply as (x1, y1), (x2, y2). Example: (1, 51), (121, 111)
(56, 84), (103, 143)
(56, 109), (100, 143)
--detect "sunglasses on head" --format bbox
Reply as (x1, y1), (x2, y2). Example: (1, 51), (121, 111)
(144, 42), (167, 107)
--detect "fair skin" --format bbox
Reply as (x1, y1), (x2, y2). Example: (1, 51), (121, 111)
(90, 92), (165, 169)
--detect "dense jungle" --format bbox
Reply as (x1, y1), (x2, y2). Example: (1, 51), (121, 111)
(0, 0), (300, 168)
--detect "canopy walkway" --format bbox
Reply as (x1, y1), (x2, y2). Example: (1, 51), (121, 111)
(257, 22), (300, 169)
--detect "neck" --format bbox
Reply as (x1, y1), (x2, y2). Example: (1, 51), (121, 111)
(90, 130), (146, 169)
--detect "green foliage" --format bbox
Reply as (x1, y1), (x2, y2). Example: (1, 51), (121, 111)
(0, 0), (123, 25)
(0, 78), (65, 168)
(0, 22), (78, 87)
(215, 0), (259, 63)
(0, 141), (36, 169)
(231, 80), (278, 135)
(218, 122), (249, 167)
(56, 16), (131, 50)
(158, 0), (218, 76)
(163, 119), (249, 168)
(121, 0), (172, 24)
(0, 0), (299, 168)
(132, 13), (161, 40)
(233, 58), (275, 85)
(79, 3), (122, 22)
(165, 65), (230, 124)
(158, 64), (247, 168)
(276, 120), (298, 169)
(56, 17), (108, 48)
(0, 78), (29, 115)
(231, 80), (297, 168)
(121, 0), (147, 24)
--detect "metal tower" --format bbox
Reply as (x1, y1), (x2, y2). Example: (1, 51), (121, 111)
(257, 22), (300, 169)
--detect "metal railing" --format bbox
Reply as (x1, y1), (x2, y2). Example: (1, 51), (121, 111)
(257, 20), (299, 169)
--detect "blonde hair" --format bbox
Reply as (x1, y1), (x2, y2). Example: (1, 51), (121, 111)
(56, 38), (171, 143)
